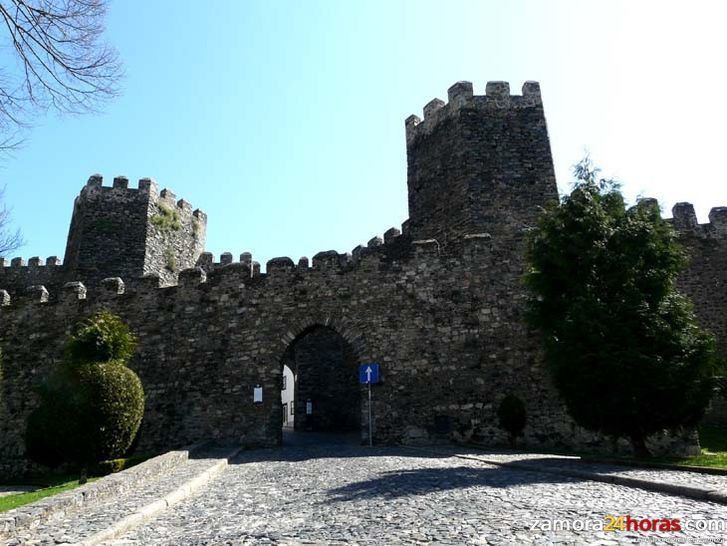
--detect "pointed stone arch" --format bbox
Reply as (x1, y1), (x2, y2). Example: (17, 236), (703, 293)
(276, 313), (368, 434)
(277, 314), (369, 363)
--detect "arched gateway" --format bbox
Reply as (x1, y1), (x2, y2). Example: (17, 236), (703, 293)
(280, 324), (362, 435)
(1, 79), (724, 476)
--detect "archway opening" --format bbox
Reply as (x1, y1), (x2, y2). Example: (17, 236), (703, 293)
(280, 325), (361, 435)
(281, 364), (295, 430)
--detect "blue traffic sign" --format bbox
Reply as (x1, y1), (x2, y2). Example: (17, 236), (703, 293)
(359, 363), (380, 384)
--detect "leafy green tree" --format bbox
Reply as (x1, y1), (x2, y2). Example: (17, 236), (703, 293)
(524, 158), (717, 457)
(26, 311), (144, 481)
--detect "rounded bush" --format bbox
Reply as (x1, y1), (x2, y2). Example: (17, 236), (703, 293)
(26, 311), (145, 470)
(27, 361), (144, 466)
(72, 361), (145, 462)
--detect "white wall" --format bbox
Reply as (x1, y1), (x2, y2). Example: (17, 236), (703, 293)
(281, 364), (295, 427)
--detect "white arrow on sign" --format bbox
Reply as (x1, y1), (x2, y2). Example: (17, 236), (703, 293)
(365, 366), (372, 383)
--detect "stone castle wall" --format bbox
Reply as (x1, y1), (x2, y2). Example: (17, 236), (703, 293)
(672, 203), (727, 356)
(0, 256), (63, 297)
(0, 79), (724, 477)
(0, 231), (584, 477)
(671, 204), (727, 425)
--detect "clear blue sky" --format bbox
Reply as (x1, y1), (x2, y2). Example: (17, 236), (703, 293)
(1, 0), (725, 267)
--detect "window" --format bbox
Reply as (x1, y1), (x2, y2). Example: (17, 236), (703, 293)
(282, 375), (287, 390)
(290, 403), (294, 415)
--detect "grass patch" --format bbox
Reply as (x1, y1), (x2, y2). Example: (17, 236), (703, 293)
(0, 477), (97, 513)
(668, 452), (727, 468)
(662, 424), (727, 468)
(0, 453), (151, 513)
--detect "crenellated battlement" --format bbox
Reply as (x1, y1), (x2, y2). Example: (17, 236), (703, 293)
(665, 202), (727, 239)
(0, 256), (61, 269)
(0, 229), (501, 314)
(0, 255), (65, 298)
(79, 174), (207, 222)
(83, 174), (157, 194)
(196, 251), (261, 276)
(405, 80), (543, 146)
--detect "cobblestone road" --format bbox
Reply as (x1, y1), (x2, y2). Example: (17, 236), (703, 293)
(110, 434), (727, 546)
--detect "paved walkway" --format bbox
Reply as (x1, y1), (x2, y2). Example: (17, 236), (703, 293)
(102, 436), (727, 545)
(3, 448), (233, 546)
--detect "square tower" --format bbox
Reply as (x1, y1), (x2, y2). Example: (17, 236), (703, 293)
(62, 175), (207, 287)
(405, 81), (558, 242)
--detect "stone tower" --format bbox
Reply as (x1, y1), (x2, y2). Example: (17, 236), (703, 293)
(62, 175), (207, 287)
(404, 81), (558, 242)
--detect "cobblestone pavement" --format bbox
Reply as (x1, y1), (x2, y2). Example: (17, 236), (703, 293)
(110, 435), (727, 546)
(4, 448), (232, 546)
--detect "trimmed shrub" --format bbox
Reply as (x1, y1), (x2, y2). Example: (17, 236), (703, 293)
(60, 361), (145, 464)
(26, 311), (145, 472)
(498, 394), (527, 448)
(64, 310), (137, 364)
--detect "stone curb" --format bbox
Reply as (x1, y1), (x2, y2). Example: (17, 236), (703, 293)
(78, 446), (241, 546)
(0, 442), (206, 540)
(449, 452), (727, 506)
(464, 441), (727, 476)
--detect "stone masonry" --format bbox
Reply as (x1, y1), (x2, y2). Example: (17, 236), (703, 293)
(0, 80), (725, 478)
(0, 174), (207, 294)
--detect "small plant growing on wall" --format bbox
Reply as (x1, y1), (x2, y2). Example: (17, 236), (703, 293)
(25, 311), (145, 483)
(164, 248), (177, 272)
(497, 393), (527, 448)
(150, 203), (181, 232)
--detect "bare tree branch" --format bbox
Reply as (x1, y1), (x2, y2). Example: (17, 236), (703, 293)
(0, 0), (122, 147)
(0, 185), (24, 257)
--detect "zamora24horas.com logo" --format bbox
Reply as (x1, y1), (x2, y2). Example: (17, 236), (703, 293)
(604, 515), (681, 532)
(531, 515), (727, 534)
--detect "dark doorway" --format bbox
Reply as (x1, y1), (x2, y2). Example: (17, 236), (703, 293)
(281, 325), (361, 433)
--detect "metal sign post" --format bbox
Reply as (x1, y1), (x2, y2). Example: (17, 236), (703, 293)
(368, 380), (372, 447)
(359, 363), (380, 447)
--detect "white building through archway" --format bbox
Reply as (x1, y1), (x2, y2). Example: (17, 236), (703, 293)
(281, 364), (295, 429)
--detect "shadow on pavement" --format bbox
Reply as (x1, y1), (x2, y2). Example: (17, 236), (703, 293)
(223, 431), (462, 464)
(224, 431), (592, 498)
(324, 464), (581, 502)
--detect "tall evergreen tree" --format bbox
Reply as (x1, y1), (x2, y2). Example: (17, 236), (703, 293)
(525, 158), (717, 456)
